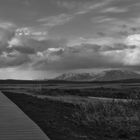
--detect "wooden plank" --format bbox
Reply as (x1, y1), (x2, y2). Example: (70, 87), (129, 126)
(0, 92), (50, 140)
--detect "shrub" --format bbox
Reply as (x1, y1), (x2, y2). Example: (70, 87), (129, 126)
(71, 100), (140, 139)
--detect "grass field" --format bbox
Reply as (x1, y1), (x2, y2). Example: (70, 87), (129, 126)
(3, 82), (140, 140)
(1, 81), (140, 139)
(1, 83), (140, 99)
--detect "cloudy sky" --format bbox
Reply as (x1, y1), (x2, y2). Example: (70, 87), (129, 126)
(1, 0), (140, 79)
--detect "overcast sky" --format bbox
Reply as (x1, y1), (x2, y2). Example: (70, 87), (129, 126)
(1, 0), (140, 79)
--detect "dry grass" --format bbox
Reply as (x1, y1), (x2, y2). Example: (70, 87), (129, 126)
(70, 100), (140, 139)
(3, 91), (140, 140)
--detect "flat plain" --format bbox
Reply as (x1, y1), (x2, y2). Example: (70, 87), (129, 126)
(1, 80), (140, 140)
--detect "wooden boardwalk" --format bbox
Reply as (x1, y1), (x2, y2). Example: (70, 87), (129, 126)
(0, 92), (50, 140)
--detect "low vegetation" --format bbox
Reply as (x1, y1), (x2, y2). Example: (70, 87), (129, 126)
(72, 101), (140, 139)
(32, 87), (140, 100)
(3, 91), (140, 140)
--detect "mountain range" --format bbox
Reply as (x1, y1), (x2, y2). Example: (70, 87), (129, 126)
(55, 70), (140, 81)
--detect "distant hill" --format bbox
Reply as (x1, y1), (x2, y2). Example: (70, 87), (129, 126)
(54, 70), (140, 81)
(55, 73), (96, 81)
(0, 70), (140, 84)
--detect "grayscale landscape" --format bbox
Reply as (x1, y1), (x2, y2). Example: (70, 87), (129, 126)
(0, 0), (140, 140)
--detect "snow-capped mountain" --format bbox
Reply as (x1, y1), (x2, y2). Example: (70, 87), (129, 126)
(55, 70), (140, 81)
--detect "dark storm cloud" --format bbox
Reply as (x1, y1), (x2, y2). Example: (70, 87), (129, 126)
(100, 43), (129, 51)
(31, 38), (140, 72)
(11, 46), (35, 54)
(0, 22), (66, 69)
(33, 49), (122, 71)
(96, 32), (106, 37)
(117, 24), (140, 37)
(32, 43), (127, 71)
(0, 23), (138, 72)
(0, 53), (31, 68)
(26, 38), (66, 52)
(68, 43), (129, 52)
(0, 27), (67, 69)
